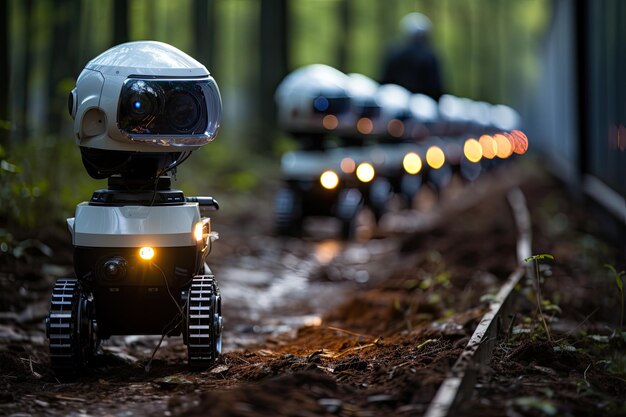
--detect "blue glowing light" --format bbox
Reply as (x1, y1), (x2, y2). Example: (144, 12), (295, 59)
(313, 96), (329, 112)
(133, 101), (142, 109)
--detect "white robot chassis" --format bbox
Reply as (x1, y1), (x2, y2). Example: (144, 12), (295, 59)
(45, 41), (224, 370)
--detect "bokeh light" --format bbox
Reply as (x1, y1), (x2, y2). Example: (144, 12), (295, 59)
(357, 117), (374, 134)
(356, 162), (375, 182)
(320, 170), (339, 189)
(509, 130), (529, 155)
(387, 119), (405, 138)
(426, 146), (445, 169)
(340, 157), (356, 174)
(402, 152), (423, 175)
(494, 133), (513, 159)
(322, 114), (338, 130)
(479, 135), (498, 159)
(463, 138), (483, 163)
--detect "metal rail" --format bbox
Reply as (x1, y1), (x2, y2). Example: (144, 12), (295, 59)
(424, 187), (532, 417)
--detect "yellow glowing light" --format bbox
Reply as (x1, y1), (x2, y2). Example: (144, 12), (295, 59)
(357, 117), (373, 134)
(479, 135), (498, 159)
(463, 138), (483, 163)
(194, 222), (204, 242)
(356, 162), (375, 183)
(426, 146), (445, 169)
(387, 119), (405, 138)
(322, 114), (338, 130)
(340, 157), (356, 174)
(320, 170), (339, 190)
(494, 133), (513, 159)
(139, 246), (155, 260)
(403, 152), (423, 174)
(509, 130), (529, 155)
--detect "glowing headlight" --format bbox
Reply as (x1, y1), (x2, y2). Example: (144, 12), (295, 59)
(194, 222), (204, 242)
(356, 162), (375, 183)
(463, 138), (483, 163)
(139, 246), (155, 260)
(479, 135), (497, 159)
(403, 152), (423, 174)
(320, 170), (339, 190)
(494, 133), (513, 159)
(426, 146), (445, 169)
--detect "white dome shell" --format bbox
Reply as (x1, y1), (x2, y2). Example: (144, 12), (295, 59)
(86, 41), (209, 78)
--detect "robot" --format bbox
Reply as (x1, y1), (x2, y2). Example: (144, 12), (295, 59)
(274, 64), (367, 238)
(45, 41), (224, 370)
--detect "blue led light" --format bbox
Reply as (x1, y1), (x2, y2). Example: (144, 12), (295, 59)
(313, 96), (329, 112)
(133, 101), (142, 109)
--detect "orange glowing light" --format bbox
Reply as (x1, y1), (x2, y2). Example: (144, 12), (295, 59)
(357, 117), (374, 134)
(509, 130), (529, 155)
(340, 157), (356, 174)
(322, 114), (339, 130)
(387, 119), (405, 138)
(356, 162), (375, 183)
(494, 133), (513, 159)
(426, 146), (445, 169)
(463, 138), (483, 163)
(139, 247), (155, 260)
(403, 152), (423, 174)
(479, 135), (498, 159)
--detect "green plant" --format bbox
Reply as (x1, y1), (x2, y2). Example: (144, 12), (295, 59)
(604, 264), (625, 333)
(525, 253), (555, 342)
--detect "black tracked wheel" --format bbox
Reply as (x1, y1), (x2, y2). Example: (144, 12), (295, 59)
(46, 278), (98, 371)
(186, 275), (223, 368)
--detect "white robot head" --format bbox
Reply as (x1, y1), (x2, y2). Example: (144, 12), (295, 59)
(69, 41), (222, 178)
(275, 64), (352, 136)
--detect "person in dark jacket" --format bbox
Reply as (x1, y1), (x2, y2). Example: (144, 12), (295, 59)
(380, 12), (444, 101)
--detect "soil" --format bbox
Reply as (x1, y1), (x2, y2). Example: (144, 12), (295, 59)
(0, 160), (624, 417)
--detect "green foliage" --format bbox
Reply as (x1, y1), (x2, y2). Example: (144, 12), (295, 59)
(525, 253), (556, 342)
(0, 228), (52, 263)
(605, 264), (625, 333)
(524, 253), (555, 262)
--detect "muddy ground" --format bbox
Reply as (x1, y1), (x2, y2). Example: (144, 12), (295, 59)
(0, 160), (624, 416)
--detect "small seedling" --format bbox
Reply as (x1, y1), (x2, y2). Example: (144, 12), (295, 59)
(525, 254), (555, 342)
(604, 264), (625, 334)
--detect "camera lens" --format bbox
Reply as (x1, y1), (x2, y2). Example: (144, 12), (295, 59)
(129, 93), (154, 119)
(166, 91), (201, 132)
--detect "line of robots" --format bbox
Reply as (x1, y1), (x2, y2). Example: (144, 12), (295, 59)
(274, 64), (528, 238)
(44, 41), (528, 373)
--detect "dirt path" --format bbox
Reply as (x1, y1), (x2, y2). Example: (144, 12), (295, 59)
(1, 162), (623, 416)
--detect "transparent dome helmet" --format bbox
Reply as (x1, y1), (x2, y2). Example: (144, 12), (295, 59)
(275, 64), (353, 137)
(69, 41), (222, 179)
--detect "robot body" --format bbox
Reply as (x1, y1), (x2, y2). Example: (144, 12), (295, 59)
(46, 41), (224, 371)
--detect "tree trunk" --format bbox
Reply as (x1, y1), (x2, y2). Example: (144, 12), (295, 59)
(337, 0), (350, 72)
(20, 0), (33, 140)
(258, 0), (288, 153)
(0, 0), (8, 146)
(193, 0), (216, 70)
(112, 0), (129, 46)
(48, 0), (81, 135)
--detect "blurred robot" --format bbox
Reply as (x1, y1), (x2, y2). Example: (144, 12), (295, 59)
(381, 12), (444, 101)
(274, 64), (366, 238)
(46, 41), (224, 370)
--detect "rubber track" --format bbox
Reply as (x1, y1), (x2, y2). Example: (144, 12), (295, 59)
(48, 278), (79, 369)
(187, 275), (218, 367)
